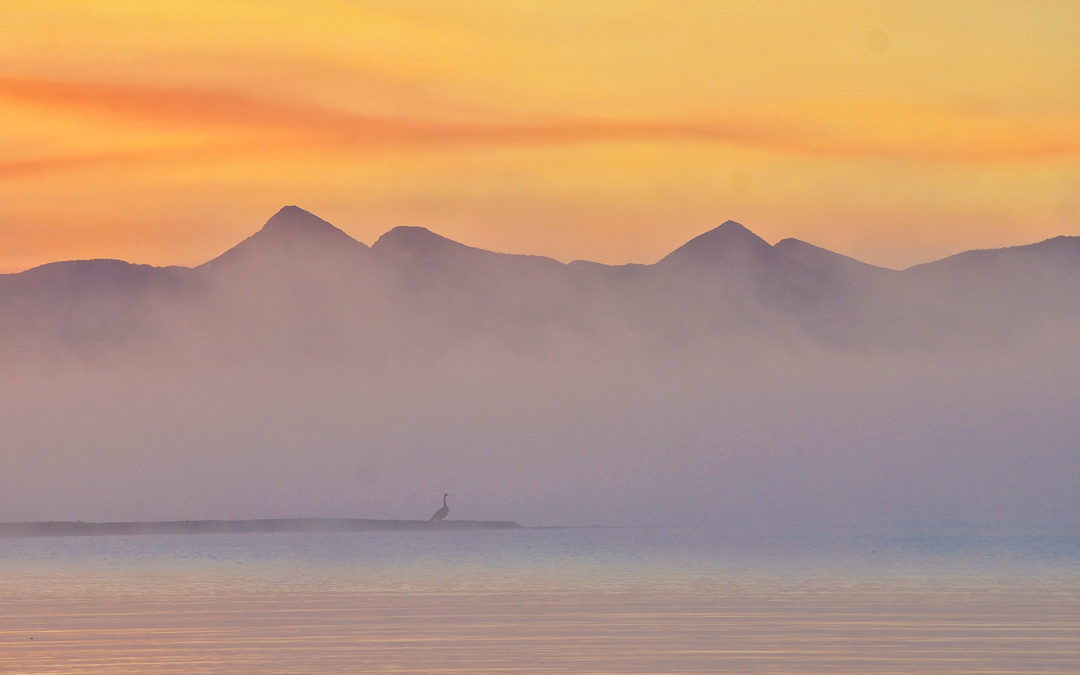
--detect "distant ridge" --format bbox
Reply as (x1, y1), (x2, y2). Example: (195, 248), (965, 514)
(906, 235), (1080, 273)
(373, 225), (471, 255)
(372, 224), (563, 272)
(0, 518), (523, 538)
(5, 204), (1077, 276)
(8, 259), (181, 287)
(3, 204), (1080, 358)
(773, 237), (896, 278)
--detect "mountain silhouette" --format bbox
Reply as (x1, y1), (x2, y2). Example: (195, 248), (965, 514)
(201, 205), (368, 272)
(373, 225), (475, 258)
(773, 238), (896, 283)
(2, 205), (1079, 360)
(656, 220), (775, 272)
(897, 235), (1080, 337)
(372, 224), (563, 283)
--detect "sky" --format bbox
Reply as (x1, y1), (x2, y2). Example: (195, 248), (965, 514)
(1, 1), (1078, 273)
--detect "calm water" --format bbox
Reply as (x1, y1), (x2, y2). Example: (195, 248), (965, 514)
(1, 528), (1078, 673)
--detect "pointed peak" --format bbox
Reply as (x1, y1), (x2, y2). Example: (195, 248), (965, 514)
(260, 205), (339, 235)
(690, 220), (770, 248)
(712, 219), (767, 240)
(274, 204), (309, 217)
(657, 219), (772, 267)
(247, 205), (364, 249)
(197, 206), (366, 269)
(717, 219), (752, 232)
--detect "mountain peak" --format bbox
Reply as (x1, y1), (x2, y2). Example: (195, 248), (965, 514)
(373, 225), (463, 252)
(199, 206), (366, 269)
(371, 226), (492, 268)
(707, 220), (768, 244)
(259, 205), (344, 238)
(657, 219), (773, 268)
(717, 219), (754, 233)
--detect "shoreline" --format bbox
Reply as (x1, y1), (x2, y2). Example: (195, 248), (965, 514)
(0, 518), (522, 538)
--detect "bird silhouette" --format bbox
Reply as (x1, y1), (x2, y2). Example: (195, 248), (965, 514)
(429, 493), (449, 522)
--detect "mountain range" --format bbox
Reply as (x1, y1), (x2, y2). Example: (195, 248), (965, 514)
(2, 204), (1078, 363)
(3, 205), (1080, 528)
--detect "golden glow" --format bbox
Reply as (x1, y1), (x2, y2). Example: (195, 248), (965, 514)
(1, 1), (1078, 271)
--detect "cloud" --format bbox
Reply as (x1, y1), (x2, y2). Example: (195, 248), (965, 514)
(2, 74), (1078, 179)
(0, 74), (352, 129)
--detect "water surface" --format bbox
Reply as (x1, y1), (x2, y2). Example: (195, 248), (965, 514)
(1, 528), (1078, 672)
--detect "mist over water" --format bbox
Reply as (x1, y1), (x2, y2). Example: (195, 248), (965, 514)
(1, 208), (1078, 534)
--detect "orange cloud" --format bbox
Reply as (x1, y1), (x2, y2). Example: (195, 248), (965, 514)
(2, 74), (1078, 180)
(0, 75), (353, 129)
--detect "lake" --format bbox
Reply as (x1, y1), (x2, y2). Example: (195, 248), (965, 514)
(1, 527), (1078, 672)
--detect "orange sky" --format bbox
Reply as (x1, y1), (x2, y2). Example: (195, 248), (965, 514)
(1, 1), (1078, 272)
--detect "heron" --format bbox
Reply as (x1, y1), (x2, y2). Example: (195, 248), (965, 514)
(429, 493), (449, 522)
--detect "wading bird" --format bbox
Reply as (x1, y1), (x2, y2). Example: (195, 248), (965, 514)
(430, 493), (449, 522)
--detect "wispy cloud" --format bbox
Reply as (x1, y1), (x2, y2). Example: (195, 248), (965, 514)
(0, 75), (352, 129)
(2, 74), (1078, 179)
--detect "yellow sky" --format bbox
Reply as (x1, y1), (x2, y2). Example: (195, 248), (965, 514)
(1, 1), (1078, 272)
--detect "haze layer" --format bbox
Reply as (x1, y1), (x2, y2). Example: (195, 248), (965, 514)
(2, 207), (1077, 533)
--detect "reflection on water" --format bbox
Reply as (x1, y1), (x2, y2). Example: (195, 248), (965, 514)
(1, 529), (1078, 673)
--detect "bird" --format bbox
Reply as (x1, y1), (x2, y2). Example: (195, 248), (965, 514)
(429, 493), (449, 522)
